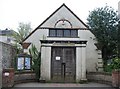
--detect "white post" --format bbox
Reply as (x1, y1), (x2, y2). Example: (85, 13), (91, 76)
(76, 47), (82, 82)
(0, 44), (2, 88)
(81, 47), (87, 80)
(40, 46), (51, 81)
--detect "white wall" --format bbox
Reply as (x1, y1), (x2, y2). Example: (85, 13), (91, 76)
(78, 30), (100, 72)
(40, 6), (87, 28)
(25, 29), (98, 71)
(0, 42), (2, 88)
(25, 29), (101, 72)
(24, 28), (48, 53)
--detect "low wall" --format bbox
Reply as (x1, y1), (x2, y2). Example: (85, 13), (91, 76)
(2, 68), (36, 87)
(3, 69), (119, 88)
(87, 72), (112, 85)
(14, 71), (36, 84)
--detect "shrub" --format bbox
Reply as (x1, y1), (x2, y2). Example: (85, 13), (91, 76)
(104, 57), (120, 72)
(29, 44), (41, 80)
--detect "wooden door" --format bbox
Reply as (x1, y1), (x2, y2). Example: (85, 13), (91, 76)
(51, 47), (76, 82)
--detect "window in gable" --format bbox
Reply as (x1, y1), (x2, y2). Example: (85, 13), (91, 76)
(49, 30), (56, 37)
(49, 29), (78, 37)
(64, 30), (70, 37)
(71, 30), (78, 37)
(57, 30), (63, 37)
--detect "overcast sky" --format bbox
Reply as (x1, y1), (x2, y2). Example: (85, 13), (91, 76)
(0, 0), (120, 31)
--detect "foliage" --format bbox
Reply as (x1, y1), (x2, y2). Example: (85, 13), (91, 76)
(104, 57), (120, 72)
(118, 21), (120, 58)
(12, 22), (32, 54)
(13, 56), (17, 71)
(87, 6), (118, 66)
(29, 44), (41, 80)
(110, 57), (120, 69)
(104, 65), (112, 73)
(12, 22), (32, 43)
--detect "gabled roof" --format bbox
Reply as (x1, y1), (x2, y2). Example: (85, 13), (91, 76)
(23, 3), (89, 42)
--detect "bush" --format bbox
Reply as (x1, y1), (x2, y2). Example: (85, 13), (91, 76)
(29, 44), (41, 80)
(110, 57), (120, 69)
(104, 57), (120, 72)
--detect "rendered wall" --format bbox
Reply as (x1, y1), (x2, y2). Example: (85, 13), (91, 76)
(24, 29), (102, 72)
(40, 6), (87, 28)
(0, 42), (2, 88)
(79, 30), (102, 72)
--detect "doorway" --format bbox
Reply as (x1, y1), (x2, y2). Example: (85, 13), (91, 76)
(51, 47), (76, 82)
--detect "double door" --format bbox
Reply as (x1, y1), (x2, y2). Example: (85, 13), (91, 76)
(51, 47), (76, 82)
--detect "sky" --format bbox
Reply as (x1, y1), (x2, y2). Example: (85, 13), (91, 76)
(0, 0), (120, 31)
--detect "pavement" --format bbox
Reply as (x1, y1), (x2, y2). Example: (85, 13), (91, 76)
(14, 82), (114, 88)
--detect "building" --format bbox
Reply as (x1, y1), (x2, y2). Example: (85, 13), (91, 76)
(22, 4), (103, 82)
(118, 1), (120, 19)
(0, 28), (15, 44)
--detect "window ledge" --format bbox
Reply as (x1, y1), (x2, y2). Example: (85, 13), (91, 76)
(47, 36), (80, 38)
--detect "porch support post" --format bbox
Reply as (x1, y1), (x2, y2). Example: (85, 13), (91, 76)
(40, 46), (51, 81)
(76, 47), (82, 82)
(81, 47), (87, 80)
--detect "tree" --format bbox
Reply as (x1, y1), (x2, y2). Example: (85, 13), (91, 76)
(118, 21), (120, 58)
(13, 22), (32, 43)
(87, 6), (118, 66)
(12, 22), (32, 52)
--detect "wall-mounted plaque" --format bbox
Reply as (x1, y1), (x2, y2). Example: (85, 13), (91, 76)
(56, 56), (60, 60)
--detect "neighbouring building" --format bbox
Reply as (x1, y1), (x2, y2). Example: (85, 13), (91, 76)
(0, 28), (15, 44)
(22, 4), (103, 82)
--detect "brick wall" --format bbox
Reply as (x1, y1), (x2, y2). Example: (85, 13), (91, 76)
(87, 72), (112, 85)
(14, 71), (36, 84)
(112, 70), (120, 87)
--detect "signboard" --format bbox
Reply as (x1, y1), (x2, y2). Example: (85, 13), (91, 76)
(4, 72), (9, 76)
(56, 56), (60, 60)
(17, 57), (24, 70)
(25, 57), (31, 69)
